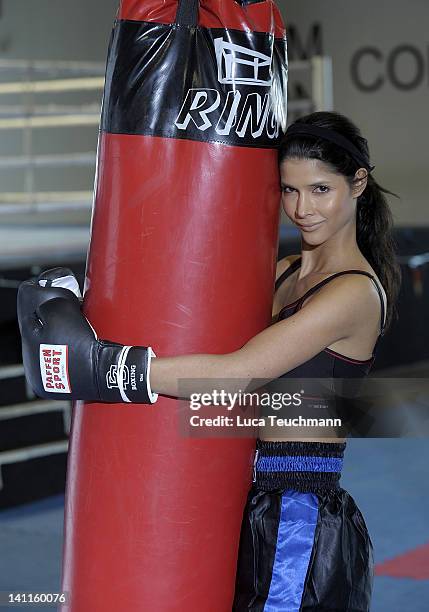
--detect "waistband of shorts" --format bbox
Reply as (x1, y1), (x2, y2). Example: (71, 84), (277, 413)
(253, 439), (347, 493)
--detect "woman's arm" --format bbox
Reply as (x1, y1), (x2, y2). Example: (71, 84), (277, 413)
(150, 274), (380, 399)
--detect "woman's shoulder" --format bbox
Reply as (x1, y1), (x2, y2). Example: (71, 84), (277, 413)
(340, 260), (386, 313)
(313, 261), (387, 333)
(313, 257), (386, 304)
(350, 264), (387, 331)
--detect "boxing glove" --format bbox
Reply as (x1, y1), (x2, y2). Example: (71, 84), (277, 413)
(17, 268), (158, 404)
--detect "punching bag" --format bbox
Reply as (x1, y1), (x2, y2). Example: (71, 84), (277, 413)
(60, 1), (287, 610)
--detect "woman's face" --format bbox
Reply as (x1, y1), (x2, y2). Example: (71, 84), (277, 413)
(280, 157), (364, 242)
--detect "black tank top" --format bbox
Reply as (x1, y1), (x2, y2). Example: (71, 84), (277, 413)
(275, 257), (386, 378)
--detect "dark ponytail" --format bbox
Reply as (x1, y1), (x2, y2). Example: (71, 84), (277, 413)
(355, 173), (401, 332)
(278, 111), (401, 333)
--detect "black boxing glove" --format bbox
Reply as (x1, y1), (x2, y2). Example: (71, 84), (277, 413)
(17, 267), (158, 404)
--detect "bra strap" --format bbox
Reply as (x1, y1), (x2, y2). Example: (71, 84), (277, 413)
(274, 256), (302, 292)
(293, 270), (386, 336)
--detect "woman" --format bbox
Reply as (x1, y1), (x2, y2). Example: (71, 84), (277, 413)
(146, 110), (401, 611)
(230, 110), (401, 611)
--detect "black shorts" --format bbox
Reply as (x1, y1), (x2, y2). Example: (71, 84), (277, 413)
(232, 440), (374, 612)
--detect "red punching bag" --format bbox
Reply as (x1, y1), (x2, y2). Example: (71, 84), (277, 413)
(60, 1), (287, 610)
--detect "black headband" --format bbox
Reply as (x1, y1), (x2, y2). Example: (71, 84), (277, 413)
(285, 123), (375, 173)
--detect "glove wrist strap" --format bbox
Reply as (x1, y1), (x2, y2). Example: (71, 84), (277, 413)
(115, 345), (158, 404)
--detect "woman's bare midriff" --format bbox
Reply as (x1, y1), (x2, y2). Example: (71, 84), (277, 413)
(259, 436), (347, 443)
(258, 424), (346, 444)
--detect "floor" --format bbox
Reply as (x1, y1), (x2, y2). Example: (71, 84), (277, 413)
(0, 438), (428, 611)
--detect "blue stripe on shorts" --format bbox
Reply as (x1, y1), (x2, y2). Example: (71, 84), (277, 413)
(263, 490), (319, 611)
